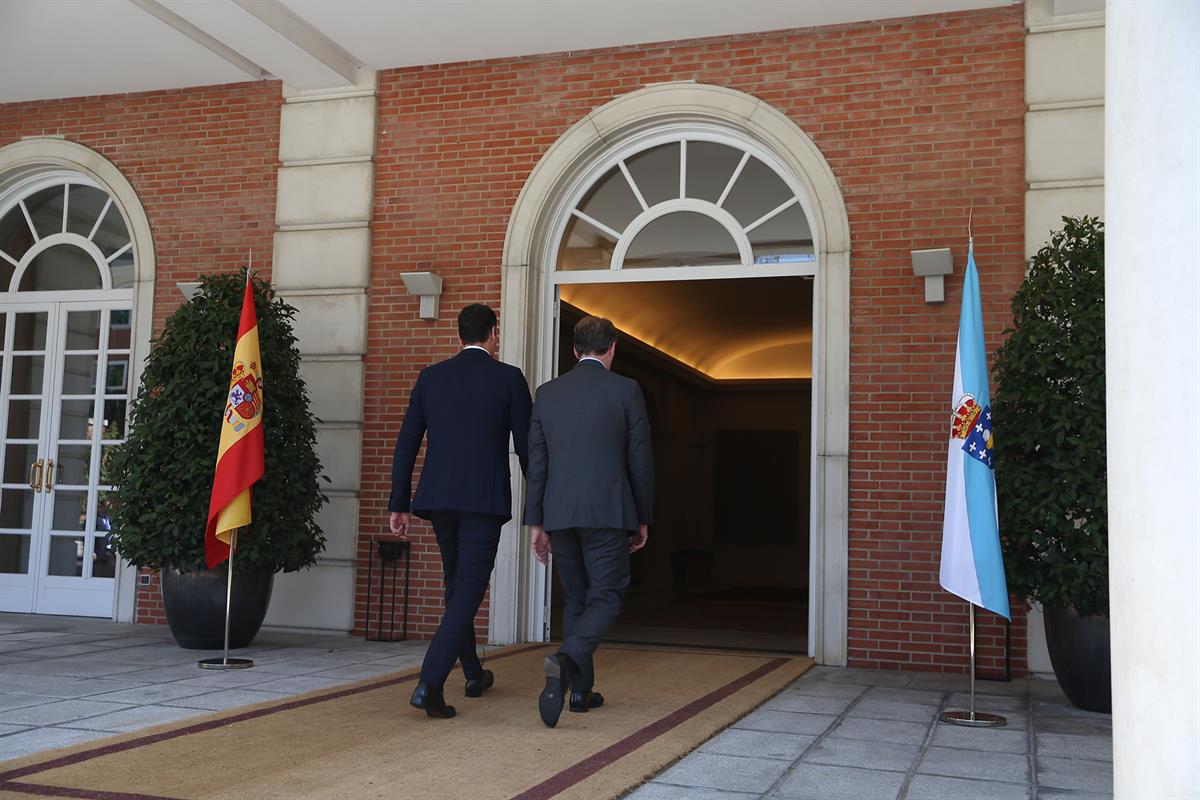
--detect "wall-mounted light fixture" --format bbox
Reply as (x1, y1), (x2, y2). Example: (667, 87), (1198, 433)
(911, 248), (954, 304)
(400, 271), (444, 321)
(176, 282), (200, 301)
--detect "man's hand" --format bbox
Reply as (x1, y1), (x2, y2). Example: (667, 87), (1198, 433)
(629, 524), (648, 554)
(531, 525), (551, 565)
(389, 512), (410, 541)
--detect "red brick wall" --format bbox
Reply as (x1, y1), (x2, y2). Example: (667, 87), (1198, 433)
(363, 5), (1028, 673)
(0, 81), (282, 624)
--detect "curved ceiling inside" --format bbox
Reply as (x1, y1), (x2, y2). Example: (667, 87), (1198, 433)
(560, 276), (813, 380)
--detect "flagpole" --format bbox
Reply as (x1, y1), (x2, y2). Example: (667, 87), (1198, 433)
(939, 601), (1004, 727)
(199, 530), (254, 671)
(222, 529), (237, 664)
(200, 260), (260, 671)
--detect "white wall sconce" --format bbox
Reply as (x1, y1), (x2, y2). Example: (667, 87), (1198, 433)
(176, 282), (200, 301)
(400, 271), (444, 320)
(911, 248), (954, 304)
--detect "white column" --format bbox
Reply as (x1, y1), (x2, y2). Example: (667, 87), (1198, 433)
(1106, 2), (1200, 798)
(262, 72), (377, 633)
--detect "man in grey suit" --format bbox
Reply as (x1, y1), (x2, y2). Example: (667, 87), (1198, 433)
(525, 315), (653, 728)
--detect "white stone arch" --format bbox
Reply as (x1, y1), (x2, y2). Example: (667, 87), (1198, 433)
(0, 138), (156, 624)
(496, 83), (850, 666)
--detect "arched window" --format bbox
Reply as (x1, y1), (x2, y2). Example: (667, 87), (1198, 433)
(0, 170), (135, 618)
(0, 173), (135, 294)
(555, 136), (815, 272)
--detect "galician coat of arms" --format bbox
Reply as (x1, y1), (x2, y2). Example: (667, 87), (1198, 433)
(224, 361), (263, 433)
(951, 393), (994, 468)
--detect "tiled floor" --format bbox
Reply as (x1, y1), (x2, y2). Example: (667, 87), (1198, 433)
(0, 614), (1114, 800)
(623, 665), (1113, 800)
(0, 612), (426, 763)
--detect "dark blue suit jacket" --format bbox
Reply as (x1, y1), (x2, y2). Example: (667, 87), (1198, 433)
(389, 348), (532, 521)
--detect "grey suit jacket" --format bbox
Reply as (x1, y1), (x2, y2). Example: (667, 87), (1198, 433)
(523, 359), (654, 533)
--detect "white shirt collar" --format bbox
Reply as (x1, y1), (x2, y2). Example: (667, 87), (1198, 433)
(578, 356), (606, 367)
(463, 345), (490, 354)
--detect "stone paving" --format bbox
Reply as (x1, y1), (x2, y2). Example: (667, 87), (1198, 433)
(0, 612), (426, 763)
(0, 614), (1113, 799)
(623, 665), (1113, 800)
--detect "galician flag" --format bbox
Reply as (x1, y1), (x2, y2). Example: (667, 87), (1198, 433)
(205, 277), (265, 568)
(940, 246), (1010, 619)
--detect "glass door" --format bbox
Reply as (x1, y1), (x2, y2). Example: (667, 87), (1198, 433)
(0, 301), (131, 616)
(0, 305), (53, 612)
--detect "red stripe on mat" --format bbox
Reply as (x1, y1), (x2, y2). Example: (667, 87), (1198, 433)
(510, 656), (790, 800)
(0, 643), (549, 786)
(0, 780), (176, 799)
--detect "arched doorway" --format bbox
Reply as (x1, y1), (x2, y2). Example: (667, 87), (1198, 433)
(497, 84), (851, 665)
(0, 158), (146, 618)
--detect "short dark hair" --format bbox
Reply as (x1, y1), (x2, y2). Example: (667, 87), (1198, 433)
(573, 315), (618, 356)
(458, 304), (497, 344)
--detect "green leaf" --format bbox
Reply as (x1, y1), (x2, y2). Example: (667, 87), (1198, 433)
(994, 216), (1107, 617)
(108, 272), (328, 574)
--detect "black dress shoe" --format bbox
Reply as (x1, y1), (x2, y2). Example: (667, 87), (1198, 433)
(569, 690), (604, 713)
(465, 669), (495, 698)
(410, 682), (456, 719)
(539, 653), (576, 728)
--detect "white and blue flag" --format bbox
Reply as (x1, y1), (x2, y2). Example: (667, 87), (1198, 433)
(940, 246), (1010, 620)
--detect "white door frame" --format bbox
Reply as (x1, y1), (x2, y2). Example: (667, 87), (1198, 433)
(493, 84), (851, 666)
(0, 296), (133, 616)
(0, 140), (156, 623)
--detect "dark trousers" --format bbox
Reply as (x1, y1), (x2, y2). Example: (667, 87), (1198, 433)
(419, 511), (503, 689)
(550, 527), (631, 692)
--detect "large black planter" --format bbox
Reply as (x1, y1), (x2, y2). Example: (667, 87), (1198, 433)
(1044, 605), (1111, 713)
(161, 567), (274, 650)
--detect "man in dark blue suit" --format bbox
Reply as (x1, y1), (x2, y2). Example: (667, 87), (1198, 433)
(389, 304), (532, 719)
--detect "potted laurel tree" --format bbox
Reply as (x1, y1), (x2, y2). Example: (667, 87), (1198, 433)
(107, 272), (327, 649)
(993, 216), (1108, 712)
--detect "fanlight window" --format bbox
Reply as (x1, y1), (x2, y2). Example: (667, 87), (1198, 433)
(556, 138), (814, 271)
(0, 177), (134, 292)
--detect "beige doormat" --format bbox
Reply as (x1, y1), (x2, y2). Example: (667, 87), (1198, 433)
(0, 643), (811, 800)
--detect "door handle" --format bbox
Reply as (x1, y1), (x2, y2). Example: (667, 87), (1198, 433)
(28, 459), (43, 493)
(45, 459), (54, 489)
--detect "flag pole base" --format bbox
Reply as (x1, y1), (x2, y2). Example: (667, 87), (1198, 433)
(198, 657), (254, 670)
(938, 710), (1006, 728)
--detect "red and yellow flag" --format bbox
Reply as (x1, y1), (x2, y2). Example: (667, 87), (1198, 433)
(205, 279), (265, 568)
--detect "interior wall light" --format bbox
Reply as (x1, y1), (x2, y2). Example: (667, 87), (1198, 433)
(400, 271), (444, 321)
(911, 248), (954, 304)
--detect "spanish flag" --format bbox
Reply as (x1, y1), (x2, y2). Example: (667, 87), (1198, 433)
(205, 278), (265, 568)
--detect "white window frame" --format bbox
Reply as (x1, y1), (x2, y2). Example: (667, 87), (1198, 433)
(0, 171), (135, 301)
(553, 126), (819, 282)
(0, 139), (156, 624)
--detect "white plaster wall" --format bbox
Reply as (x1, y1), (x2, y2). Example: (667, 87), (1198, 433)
(273, 227), (370, 290)
(275, 162), (374, 227)
(280, 292), (368, 355)
(1026, 107), (1104, 183)
(1106, 3), (1200, 796)
(313, 426), (363, 493)
(1025, 0), (1105, 259)
(298, 358), (366, 422)
(264, 77), (376, 633)
(1025, 604), (1054, 677)
(279, 97), (377, 162)
(315, 495), (359, 562)
(1025, 184), (1104, 256)
(1026, 28), (1105, 105)
(264, 565), (355, 632)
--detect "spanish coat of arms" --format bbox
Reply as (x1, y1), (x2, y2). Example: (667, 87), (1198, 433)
(224, 361), (263, 430)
